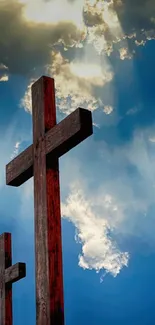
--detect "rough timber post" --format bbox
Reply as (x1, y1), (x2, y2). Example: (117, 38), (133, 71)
(0, 232), (26, 325)
(6, 76), (93, 325)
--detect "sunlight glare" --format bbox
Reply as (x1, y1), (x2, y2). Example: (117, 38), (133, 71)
(18, 0), (85, 29)
(70, 62), (103, 79)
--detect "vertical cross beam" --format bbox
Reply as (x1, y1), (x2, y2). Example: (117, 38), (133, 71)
(32, 78), (64, 325)
(0, 232), (26, 325)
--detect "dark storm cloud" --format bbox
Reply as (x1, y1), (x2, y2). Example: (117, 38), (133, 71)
(0, 0), (84, 76)
(113, 0), (155, 33)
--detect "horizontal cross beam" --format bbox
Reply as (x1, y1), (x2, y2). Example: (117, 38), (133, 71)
(5, 263), (26, 284)
(6, 107), (92, 187)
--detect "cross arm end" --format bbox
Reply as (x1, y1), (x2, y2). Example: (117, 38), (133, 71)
(46, 107), (93, 159)
(6, 145), (33, 187)
(5, 262), (26, 284)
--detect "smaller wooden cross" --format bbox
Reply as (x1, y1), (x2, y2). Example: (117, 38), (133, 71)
(0, 232), (26, 325)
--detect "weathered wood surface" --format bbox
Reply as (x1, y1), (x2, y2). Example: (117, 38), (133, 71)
(5, 263), (26, 284)
(6, 107), (92, 186)
(6, 75), (93, 325)
(0, 233), (26, 325)
(32, 77), (64, 325)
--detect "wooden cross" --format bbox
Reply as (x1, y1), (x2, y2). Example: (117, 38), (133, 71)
(6, 76), (93, 325)
(0, 232), (26, 325)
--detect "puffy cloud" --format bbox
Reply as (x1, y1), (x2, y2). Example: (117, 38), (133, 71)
(83, 0), (155, 57)
(103, 105), (114, 115)
(21, 50), (113, 114)
(0, 64), (9, 82)
(119, 47), (133, 60)
(83, 0), (127, 55)
(62, 184), (129, 278)
(0, 75), (9, 82)
(47, 51), (113, 114)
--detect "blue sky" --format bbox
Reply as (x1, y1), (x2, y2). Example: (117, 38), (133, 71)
(1, 0), (155, 324)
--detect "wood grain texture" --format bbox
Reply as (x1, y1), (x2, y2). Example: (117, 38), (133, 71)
(32, 76), (64, 325)
(6, 107), (92, 186)
(5, 263), (26, 284)
(0, 233), (26, 325)
(6, 75), (93, 325)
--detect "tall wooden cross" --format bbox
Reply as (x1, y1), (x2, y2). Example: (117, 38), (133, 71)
(6, 76), (93, 325)
(0, 232), (26, 325)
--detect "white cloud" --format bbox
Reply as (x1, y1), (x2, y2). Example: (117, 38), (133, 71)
(47, 51), (113, 114)
(103, 105), (114, 115)
(0, 125), (19, 188)
(18, 0), (85, 28)
(21, 50), (113, 114)
(83, 0), (155, 59)
(10, 141), (21, 159)
(20, 79), (36, 113)
(0, 64), (9, 82)
(119, 47), (133, 60)
(61, 183), (129, 278)
(84, 0), (126, 56)
(0, 75), (9, 82)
